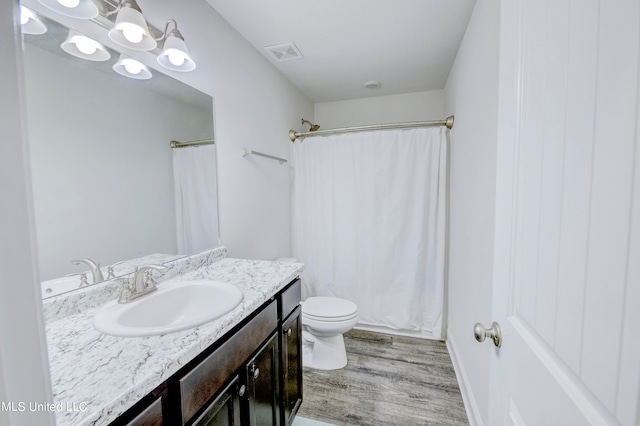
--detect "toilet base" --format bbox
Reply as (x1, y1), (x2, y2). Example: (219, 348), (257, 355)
(302, 330), (348, 370)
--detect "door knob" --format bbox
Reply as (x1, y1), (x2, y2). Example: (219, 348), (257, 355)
(474, 322), (502, 348)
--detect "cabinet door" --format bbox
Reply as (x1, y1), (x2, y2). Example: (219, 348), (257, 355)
(192, 375), (242, 426)
(179, 301), (278, 425)
(281, 306), (302, 426)
(245, 333), (280, 426)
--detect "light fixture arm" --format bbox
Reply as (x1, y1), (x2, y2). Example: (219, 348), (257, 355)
(105, 0), (142, 17)
(156, 19), (184, 42)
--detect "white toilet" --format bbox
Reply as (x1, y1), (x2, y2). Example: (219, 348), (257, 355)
(301, 296), (358, 370)
(274, 258), (358, 370)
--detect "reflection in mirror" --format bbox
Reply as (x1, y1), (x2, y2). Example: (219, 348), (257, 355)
(21, 13), (219, 298)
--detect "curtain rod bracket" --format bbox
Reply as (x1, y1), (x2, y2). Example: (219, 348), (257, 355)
(445, 115), (454, 129)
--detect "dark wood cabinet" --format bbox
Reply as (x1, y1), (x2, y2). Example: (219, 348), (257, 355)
(110, 278), (301, 426)
(281, 306), (302, 426)
(179, 302), (278, 425)
(244, 333), (280, 426)
(278, 277), (303, 426)
(191, 376), (242, 426)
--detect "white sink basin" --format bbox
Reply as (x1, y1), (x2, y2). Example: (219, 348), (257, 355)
(93, 280), (243, 337)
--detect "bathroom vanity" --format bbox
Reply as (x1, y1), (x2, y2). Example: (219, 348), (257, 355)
(114, 278), (301, 426)
(42, 247), (303, 426)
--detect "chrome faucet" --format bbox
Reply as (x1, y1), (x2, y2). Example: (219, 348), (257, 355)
(71, 258), (104, 284)
(118, 264), (168, 304)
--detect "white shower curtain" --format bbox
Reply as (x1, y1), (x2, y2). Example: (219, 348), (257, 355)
(292, 127), (447, 338)
(173, 144), (219, 255)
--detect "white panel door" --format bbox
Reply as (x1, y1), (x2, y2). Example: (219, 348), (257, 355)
(487, 1), (640, 425)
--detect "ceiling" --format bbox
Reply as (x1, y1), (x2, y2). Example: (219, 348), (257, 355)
(205, 0), (476, 103)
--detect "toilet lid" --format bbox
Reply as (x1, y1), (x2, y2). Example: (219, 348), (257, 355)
(302, 297), (358, 319)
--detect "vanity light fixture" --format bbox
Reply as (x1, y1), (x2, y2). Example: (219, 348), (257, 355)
(156, 19), (196, 72)
(107, 0), (157, 51)
(107, 2), (196, 71)
(61, 30), (110, 61)
(112, 54), (152, 79)
(30, 0), (197, 74)
(37, 0), (98, 19)
(20, 6), (47, 35)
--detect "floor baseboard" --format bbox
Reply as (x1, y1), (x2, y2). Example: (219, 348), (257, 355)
(354, 323), (441, 340)
(446, 333), (483, 426)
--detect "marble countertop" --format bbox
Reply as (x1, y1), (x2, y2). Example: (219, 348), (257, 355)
(44, 255), (303, 426)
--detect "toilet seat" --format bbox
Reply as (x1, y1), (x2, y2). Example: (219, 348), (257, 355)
(303, 312), (358, 322)
(302, 296), (358, 319)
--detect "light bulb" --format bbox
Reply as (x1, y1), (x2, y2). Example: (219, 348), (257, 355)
(20, 7), (31, 25)
(121, 24), (144, 44)
(123, 59), (143, 75)
(167, 49), (186, 66)
(75, 37), (97, 55)
(57, 0), (80, 8)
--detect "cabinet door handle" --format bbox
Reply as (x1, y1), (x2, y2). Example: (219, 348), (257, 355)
(251, 365), (260, 379)
(286, 328), (292, 337)
(238, 384), (246, 397)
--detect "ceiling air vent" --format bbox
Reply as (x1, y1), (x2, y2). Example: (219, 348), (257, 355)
(264, 43), (303, 62)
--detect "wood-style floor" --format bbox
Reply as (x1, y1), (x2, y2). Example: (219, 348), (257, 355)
(297, 329), (469, 426)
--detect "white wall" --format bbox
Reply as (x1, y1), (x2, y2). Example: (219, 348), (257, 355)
(443, 1), (500, 425)
(0, 1), (55, 424)
(314, 90), (444, 128)
(121, 0), (314, 261)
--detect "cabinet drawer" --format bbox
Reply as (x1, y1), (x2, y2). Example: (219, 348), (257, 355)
(179, 300), (278, 425)
(280, 279), (301, 320)
(124, 397), (162, 426)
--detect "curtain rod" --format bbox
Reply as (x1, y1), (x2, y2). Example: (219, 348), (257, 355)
(289, 115), (454, 142)
(170, 139), (215, 148)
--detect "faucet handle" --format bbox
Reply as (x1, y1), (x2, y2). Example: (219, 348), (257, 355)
(145, 270), (156, 290)
(107, 261), (126, 279)
(131, 264), (168, 294)
(117, 278), (133, 304)
(65, 272), (89, 288)
(135, 265), (168, 279)
(139, 265), (168, 288)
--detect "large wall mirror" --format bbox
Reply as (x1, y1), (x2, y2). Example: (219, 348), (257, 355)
(20, 3), (219, 298)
